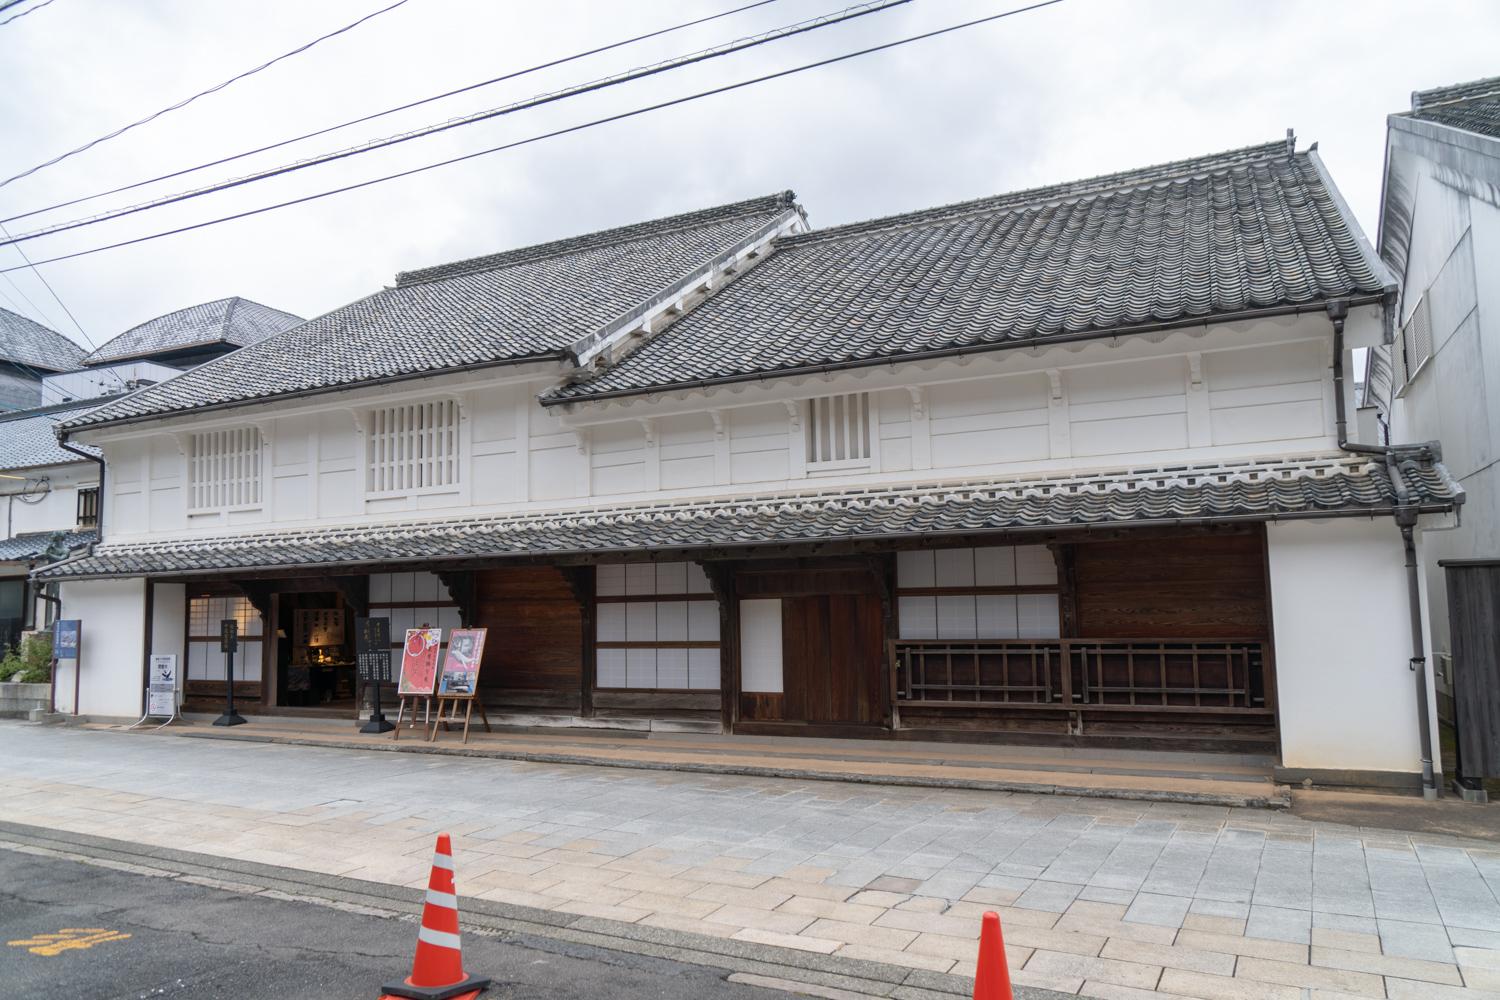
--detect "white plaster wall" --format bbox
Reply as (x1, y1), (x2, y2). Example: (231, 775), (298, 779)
(4, 463), (95, 537)
(1268, 519), (1433, 775)
(55, 577), (146, 718)
(151, 582), (187, 710)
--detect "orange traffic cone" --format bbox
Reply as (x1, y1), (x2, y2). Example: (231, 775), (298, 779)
(380, 833), (490, 1000)
(973, 910), (1013, 1000)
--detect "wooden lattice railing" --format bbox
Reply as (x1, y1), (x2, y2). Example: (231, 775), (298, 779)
(891, 638), (1268, 715)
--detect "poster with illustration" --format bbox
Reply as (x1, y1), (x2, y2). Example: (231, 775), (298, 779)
(397, 627), (442, 697)
(437, 628), (487, 697)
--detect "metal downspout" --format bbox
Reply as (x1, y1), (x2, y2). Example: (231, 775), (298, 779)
(1327, 298), (1439, 798)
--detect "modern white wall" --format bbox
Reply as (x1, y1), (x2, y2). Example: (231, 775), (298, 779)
(89, 312), (1352, 546)
(55, 577), (146, 718)
(1268, 518), (1436, 777)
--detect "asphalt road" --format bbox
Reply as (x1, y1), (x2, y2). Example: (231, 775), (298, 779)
(0, 850), (788, 1000)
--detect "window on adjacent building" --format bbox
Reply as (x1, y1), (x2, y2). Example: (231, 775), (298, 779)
(805, 392), (871, 469)
(76, 486), (99, 528)
(595, 562), (720, 690)
(186, 594), (263, 684)
(896, 545), (1061, 640)
(189, 428), (263, 510)
(1400, 295), (1433, 387)
(366, 400), (460, 494)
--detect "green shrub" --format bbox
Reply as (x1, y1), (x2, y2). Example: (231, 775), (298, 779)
(0, 632), (52, 684)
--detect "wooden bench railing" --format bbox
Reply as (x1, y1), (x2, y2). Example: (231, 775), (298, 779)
(891, 638), (1268, 715)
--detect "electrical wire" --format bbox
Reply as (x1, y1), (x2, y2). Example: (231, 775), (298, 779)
(0, 223), (125, 388)
(1, 0), (785, 226)
(0, 0), (412, 188)
(0, 0), (1067, 275)
(0, 0), (908, 248)
(0, 0), (57, 27)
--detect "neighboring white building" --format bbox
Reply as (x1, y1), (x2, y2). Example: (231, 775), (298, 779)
(1370, 75), (1500, 791)
(39, 143), (1461, 791)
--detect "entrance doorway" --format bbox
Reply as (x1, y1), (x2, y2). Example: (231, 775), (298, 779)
(273, 591), (355, 711)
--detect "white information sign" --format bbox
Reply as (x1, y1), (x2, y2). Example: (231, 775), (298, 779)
(147, 654), (178, 717)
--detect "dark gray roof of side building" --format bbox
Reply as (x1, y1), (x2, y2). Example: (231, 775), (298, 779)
(0, 396), (119, 469)
(0, 307), (86, 373)
(546, 138), (1391, 404)
(83, 296), (304, 367)
(60, 193), (799, 431)
(0, 529), (96, 566)
(1405, 75), (1500, 141)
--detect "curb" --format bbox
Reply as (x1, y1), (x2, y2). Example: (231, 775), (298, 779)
(167, 728), (1294, 810)
(0, 819), (1072, 1000)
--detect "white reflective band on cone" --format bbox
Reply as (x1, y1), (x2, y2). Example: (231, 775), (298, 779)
(425, 890), (458, 909)
(417, 926), (463, 951)
(430, 854), (455, 871)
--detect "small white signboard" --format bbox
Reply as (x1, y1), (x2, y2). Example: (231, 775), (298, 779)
(147, 654), (178, 717)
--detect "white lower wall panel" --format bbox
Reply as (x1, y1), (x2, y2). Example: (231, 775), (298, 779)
(56, 577), (147, 718)
(1268, 519), (1433, 776)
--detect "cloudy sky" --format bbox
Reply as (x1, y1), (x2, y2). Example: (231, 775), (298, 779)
(0, 0), (1496, 354)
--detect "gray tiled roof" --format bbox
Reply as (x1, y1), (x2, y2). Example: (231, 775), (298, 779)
(0, 397), (117, 470)
(33, 454), (1461, 581)
(547, 139), (1390, 404)
(0, 307), (86, 373)
(61, 194), (800, 430)
(0, 529), (96, 566)
(83, 296), (304, 366)
(1407, 74), (1500, 141)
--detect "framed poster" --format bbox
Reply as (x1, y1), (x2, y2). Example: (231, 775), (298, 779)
(147, 654), (178, 716)
(437, 628), (487, 698)
(53, 619), (80, 659)
(397, 627), (441, 697)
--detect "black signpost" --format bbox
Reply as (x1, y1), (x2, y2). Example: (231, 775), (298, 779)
(355, 616), (394, 734)
(213, 619), (247, 727)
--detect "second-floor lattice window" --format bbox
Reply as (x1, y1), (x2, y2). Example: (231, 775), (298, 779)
(76, 486), (99, 528)
(189, 428), (262, 510)
(806, 392), (871, 467)
(366, 400), (460, 494)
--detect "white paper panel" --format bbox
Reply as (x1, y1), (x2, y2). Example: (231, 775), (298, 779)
(897, 549), (935, 587)
(898, 596), (937, 639)
(688, 601), (720, 641)
(936, 596), (978, 639)
(368, 574), (392, 602)
(625, 602), (656, 642)
(413, 572), (440, 602)
(626, 648), (657, 688)
(390, 573), (415, 603)
(976, 595), (1019, 638)
(437, 607), (462, 633)
(596, 603), (627, 642)
(935, 548), (976, 587)
(596, 648), (627, 687)
(1015, 545), (1058, 585)
(595, 564), (626, 596)
(656, 602), (688, 641)
(655, 562), (687, 595)
(688, 648), (720, 690)
(739, 599), (783, 693)
(974, 546), (1017, 586)
(656, 648), (689, 689)
(625, 563), (656, 596)
(1018, 594), (1061, 638)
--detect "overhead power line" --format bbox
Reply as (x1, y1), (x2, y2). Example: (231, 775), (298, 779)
(0, 0), (908, 249)
(2, 0), (785, 226)
(0, 0), (57, 27)
(0, 224), (125, 389)
(0, 0), (1068, 276)
(0, 0), (412, 188)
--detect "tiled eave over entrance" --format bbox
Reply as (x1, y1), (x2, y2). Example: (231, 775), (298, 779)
(33, 453), (1462, 582)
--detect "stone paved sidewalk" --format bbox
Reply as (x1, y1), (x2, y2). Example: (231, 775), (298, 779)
(3, 723), (1498, 998)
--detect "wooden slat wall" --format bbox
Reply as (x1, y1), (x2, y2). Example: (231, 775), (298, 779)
(1071, 531), (1269, 639)
(472, 567), (582, 694)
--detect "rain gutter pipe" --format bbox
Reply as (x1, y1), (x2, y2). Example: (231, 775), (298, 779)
(1326, 298), (1438, 799)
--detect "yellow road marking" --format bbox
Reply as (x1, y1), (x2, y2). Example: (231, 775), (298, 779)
(7, 927), (132, 956)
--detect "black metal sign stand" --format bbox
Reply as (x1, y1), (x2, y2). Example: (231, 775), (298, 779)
(213, 618), (247, 727)
(356, 616), (395, 734)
